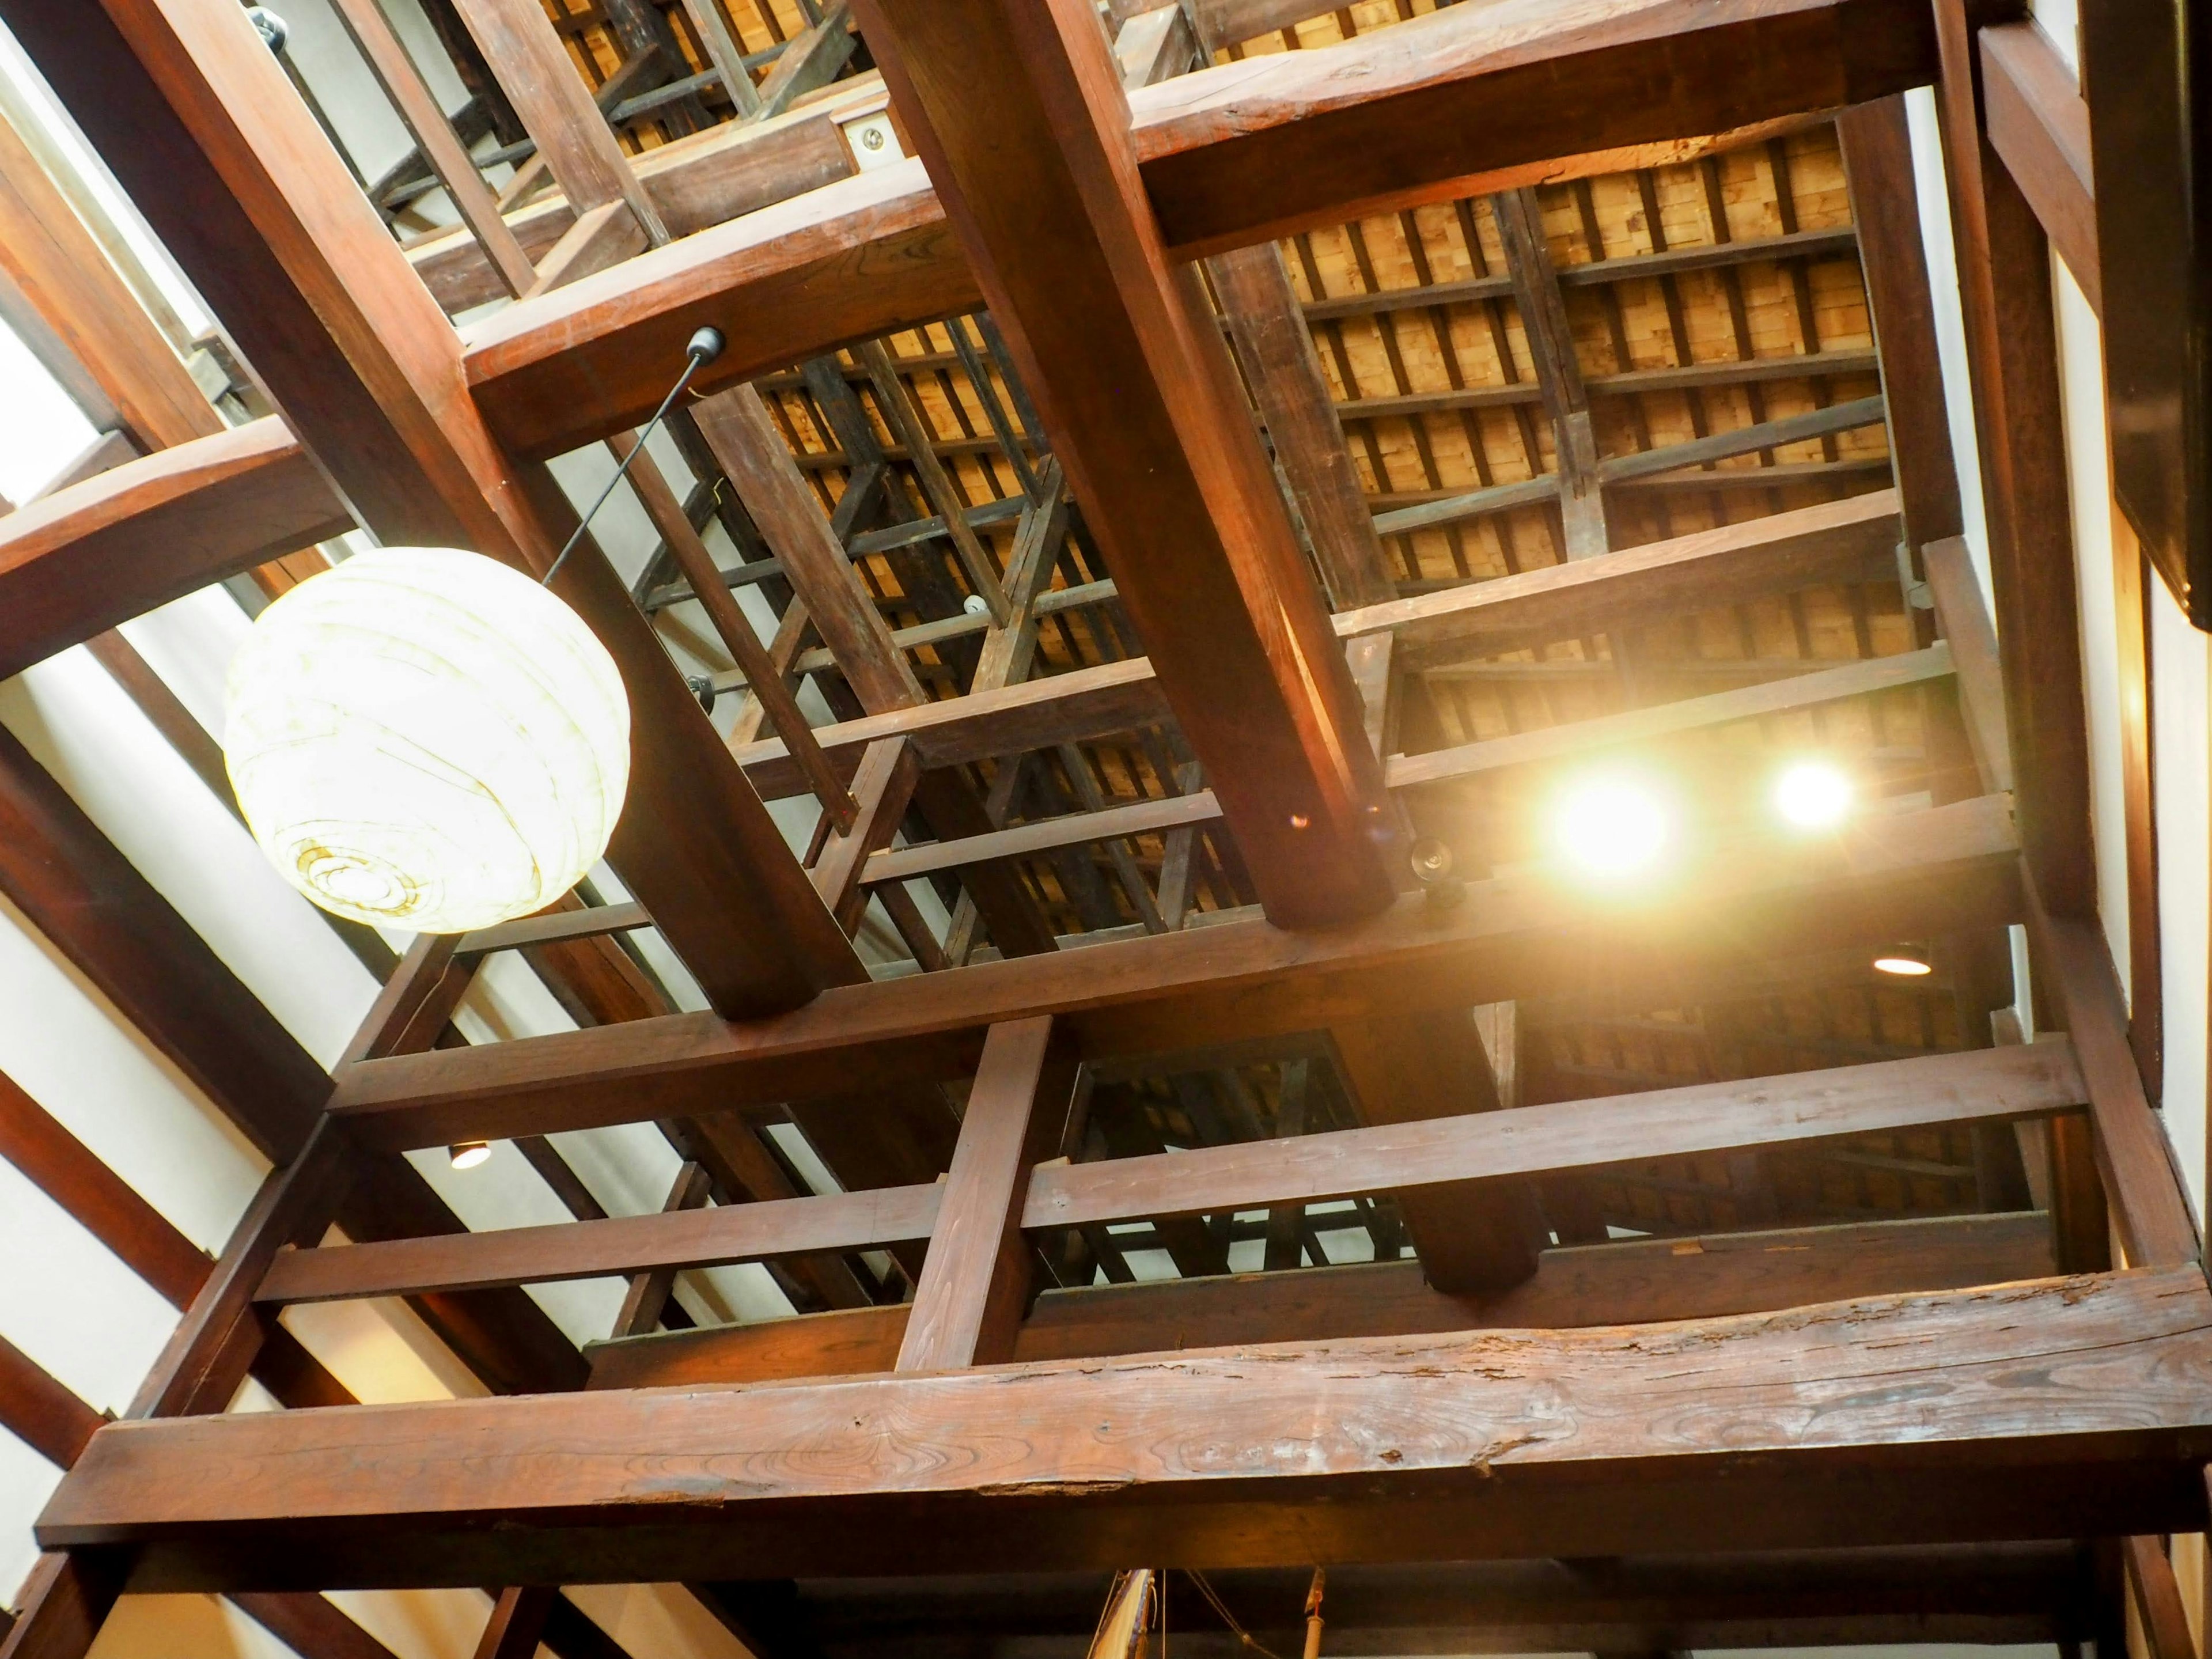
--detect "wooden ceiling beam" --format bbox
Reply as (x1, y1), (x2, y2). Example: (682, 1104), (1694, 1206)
(0, 0), (859, 1020)
(1978, 21), (2096, 316)
(328, 793), (2022, 1149)
(464, 0), (1936, 459)
(853, 0), (1396, 928)
(0, 419), (347, 679)
(40, 1266), (2212, 1588)
(584, 1209), (2058, 1388)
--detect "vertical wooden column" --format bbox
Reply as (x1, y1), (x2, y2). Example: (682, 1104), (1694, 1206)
(850, 0), (1397, 930)
(1929, 0), (2096, 919)
(896, 1017), (1076, 1370)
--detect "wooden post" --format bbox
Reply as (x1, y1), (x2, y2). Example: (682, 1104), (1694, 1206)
(897, 1016), (1077, 1370)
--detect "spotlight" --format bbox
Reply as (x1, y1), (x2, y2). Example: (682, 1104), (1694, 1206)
(449, 1140), (491, 1170)
(1408, 836), (1463, 908)
(1552, 774), (1671, 880)
(1873, 946), (1933, 978)
(1772, 760), (1854, 830)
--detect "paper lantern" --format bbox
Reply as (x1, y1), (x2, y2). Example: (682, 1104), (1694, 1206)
(223, 546), (630, 934)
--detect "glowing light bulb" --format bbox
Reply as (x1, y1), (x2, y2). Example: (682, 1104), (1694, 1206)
(1873, 952), (1933, 978)
(1552, 774), (1672, 880)
(449, 1140), (492, 1170)
(1773, 760), (1854, 830)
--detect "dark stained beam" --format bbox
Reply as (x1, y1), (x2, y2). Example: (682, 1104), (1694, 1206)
(463, 0), (1937, 459)
(854, 0), (1396, 927)
(585, 1209), (2060, 1388)
(40, 1266), (2212, 1588)
(0, 420), (349, 679)
(0, 0), (858, 1019)
(1929, 0), (2095, 919)
(1839, 97), (1964, 550)
(328, 794), (2024, 1149)
(1978, 21), (2096, 315)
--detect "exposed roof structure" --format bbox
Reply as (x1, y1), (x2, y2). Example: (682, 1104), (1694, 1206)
(0, 0), (2205, 1656)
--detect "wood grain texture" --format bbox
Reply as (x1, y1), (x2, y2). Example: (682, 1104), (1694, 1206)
(897, 1017), (1074, 1369)
(0, 419), (349, 679)
(256, 1183), (941, 1304)
(1839, 97), (1965, 549)
(329, 796), (2025, 1149)
(1027, 1043), (2084, 1229)
(1929, 0), (2096, 919)
(1979, 21), (2097, 316)
(464, 0), (1909, 457)
(42, 1268), (2212, 1587)
(586, 1210), (2062, 1388)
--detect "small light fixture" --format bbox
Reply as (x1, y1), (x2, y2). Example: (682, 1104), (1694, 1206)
(1552, 772), (1672, 880)
(1772, 759), (1854, 830)
(1408, 836), (1463, 908)
(1873, 945), (1934, 977)
(448, 1140), (491, 1170)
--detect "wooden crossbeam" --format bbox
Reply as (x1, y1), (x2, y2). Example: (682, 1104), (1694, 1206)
(463, 0), (1939, 459)
(327, 793), (2023, 1149)
(1978, 21), (2096, 316)
(0, 419), (346, 679)
(38, 1266), (2212, 1588)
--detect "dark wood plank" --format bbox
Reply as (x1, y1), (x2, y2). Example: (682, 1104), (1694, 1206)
(897, 1018), (1074, 1369)
(0, 0), (858, 1018)
(328, 795), (2025, 1147)
(42, 1267), (2212, 1588)
(255, 1183), (941, 1304)
(1210, 241), (1396, 608)
(1027, 1043), (2084, 1230)
(1839, 97), (1965, 549)
(1929, 0), (2096, 919)
(0, 1069), (212, 1308)
(586, 1210), (2062, 1387)
(0, 1334), (104, 1469)
(0, 419), (349, 679)
(1979, 21), (2097, 316)
(856, 0), (1399, 926)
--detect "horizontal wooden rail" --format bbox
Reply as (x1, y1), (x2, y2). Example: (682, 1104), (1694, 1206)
(1024, 1042), (2082, 1229)
(257, 1183), (941, 1304)
(454, 901), (653, 956)
(286, 1044), (2072, 1305)
(327, 793), (2024, 1149)
(583, 1210), (2062, 1388)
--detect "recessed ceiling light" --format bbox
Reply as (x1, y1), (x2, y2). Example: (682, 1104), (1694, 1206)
(1552, 774), (1672, 880)
(1773, 760), (1854, 830)
(1873, 949), (1933, 978)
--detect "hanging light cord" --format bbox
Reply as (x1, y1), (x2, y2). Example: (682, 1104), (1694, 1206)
(541, 325), (725, 589)
(1183, 1570), (1287, 1659)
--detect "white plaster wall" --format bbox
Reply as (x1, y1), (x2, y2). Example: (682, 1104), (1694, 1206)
(2152, 578), (2209, 1224)
(2051, 257), (2133, 1000)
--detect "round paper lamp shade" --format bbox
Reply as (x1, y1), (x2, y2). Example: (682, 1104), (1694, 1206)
(223, 546), (630, 933)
